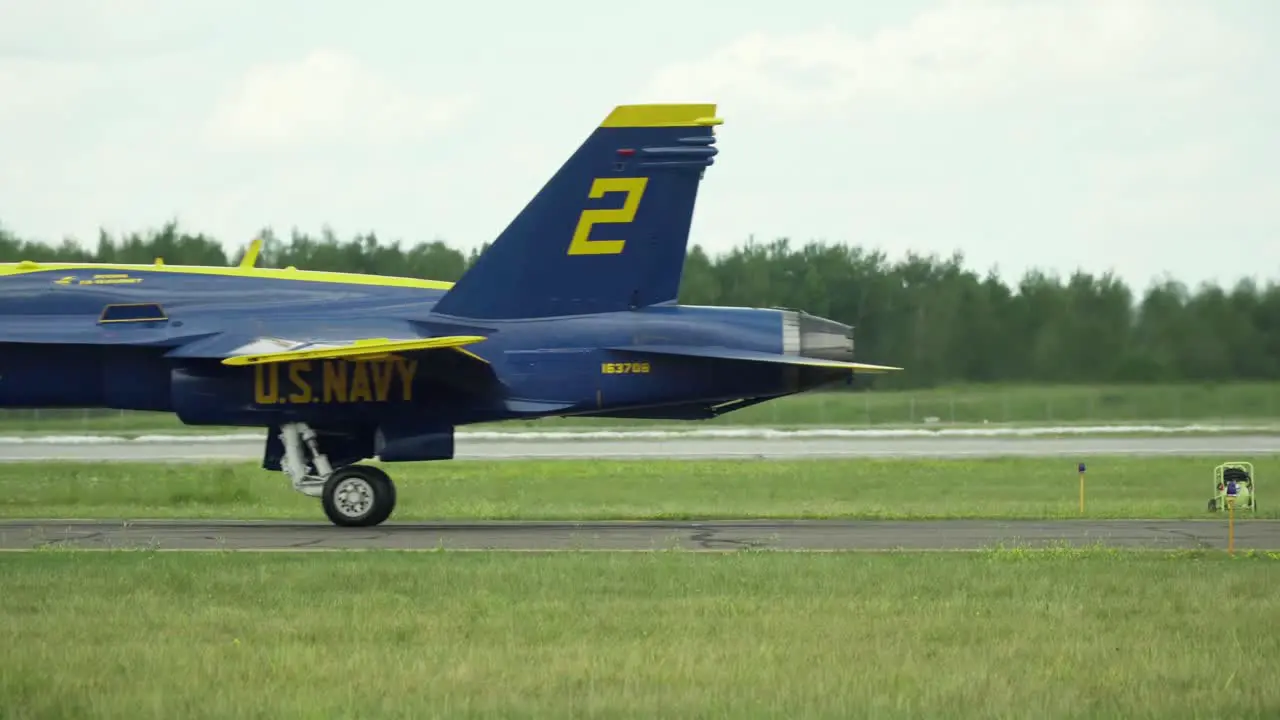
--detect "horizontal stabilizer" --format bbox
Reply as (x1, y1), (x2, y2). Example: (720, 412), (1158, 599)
(608, 344), (903, 373)
(220, 335), (487, 366)
(576, 396), (781, 421)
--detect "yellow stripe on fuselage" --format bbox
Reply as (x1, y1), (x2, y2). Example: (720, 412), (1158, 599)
(0, 260), (454, 290)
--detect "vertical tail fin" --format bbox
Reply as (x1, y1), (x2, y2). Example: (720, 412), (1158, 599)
(431, 103), (722, 320)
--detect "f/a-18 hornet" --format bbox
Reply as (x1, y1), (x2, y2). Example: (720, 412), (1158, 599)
(0, 103), (901, 526)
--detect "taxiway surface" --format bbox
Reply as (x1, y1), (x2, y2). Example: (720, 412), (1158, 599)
(5, 435), (1274, 552)
(0, 434), (1276, 462)
(2, 519), (1274, 552)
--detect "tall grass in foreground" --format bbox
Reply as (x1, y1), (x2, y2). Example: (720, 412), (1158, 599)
(1, 551), (1276, 719)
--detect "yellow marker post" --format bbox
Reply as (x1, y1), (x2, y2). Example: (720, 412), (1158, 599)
(1228, 496), (1235, 555)
(1078, 462), (1086, 514)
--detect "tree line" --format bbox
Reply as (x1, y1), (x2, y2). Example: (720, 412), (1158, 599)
(3, 220), (1277, 389)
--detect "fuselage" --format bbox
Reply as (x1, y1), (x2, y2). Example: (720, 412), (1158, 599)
(0, 262), (853, 427)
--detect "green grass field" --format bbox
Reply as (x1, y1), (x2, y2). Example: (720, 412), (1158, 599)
(2, 551), (1277, 719)
(5, 455), (1276, 718)
(3, 381), (1280, 435)
(3, 455), (1273, 521)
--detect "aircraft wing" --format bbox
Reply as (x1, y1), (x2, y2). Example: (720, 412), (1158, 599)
(165, 331), (488, 366)
(607, 344), (903, 373)
(217, 335), (486, 366)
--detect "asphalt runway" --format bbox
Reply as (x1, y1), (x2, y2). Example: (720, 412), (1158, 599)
(0, 433), (1276, 462)
(3, 435), (1274, 553)
(2, 519), (1275, 551)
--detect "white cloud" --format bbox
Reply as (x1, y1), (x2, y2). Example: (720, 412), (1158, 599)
(205, 49), (471, 149)
(642, 0), (1256, 115)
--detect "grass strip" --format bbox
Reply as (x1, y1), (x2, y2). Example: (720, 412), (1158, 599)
(2, 456), (1274, 520)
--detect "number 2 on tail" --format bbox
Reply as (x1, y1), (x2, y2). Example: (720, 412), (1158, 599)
(567, 177), (648, 256)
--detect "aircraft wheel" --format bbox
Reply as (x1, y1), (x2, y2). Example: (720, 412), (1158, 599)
(322, 465), (396, 527)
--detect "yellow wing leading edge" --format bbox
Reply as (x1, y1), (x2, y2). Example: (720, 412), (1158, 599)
(222, 335), (487, 366)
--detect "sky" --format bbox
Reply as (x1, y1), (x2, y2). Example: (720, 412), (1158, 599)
(1, 0), (1277, 293)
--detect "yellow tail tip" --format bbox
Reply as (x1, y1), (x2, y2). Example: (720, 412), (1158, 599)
(600, 103), (721, 128)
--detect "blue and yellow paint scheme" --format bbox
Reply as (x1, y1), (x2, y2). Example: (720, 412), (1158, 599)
(0, 102), (900, 524)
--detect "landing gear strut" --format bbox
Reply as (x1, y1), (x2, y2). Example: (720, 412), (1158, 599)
(277, 422), (397, 527)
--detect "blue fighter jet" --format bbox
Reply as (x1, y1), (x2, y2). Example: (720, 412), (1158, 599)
(0, 103), (901, 527)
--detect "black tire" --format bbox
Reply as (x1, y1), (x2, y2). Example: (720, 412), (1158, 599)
(321, 465), (396, 527)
